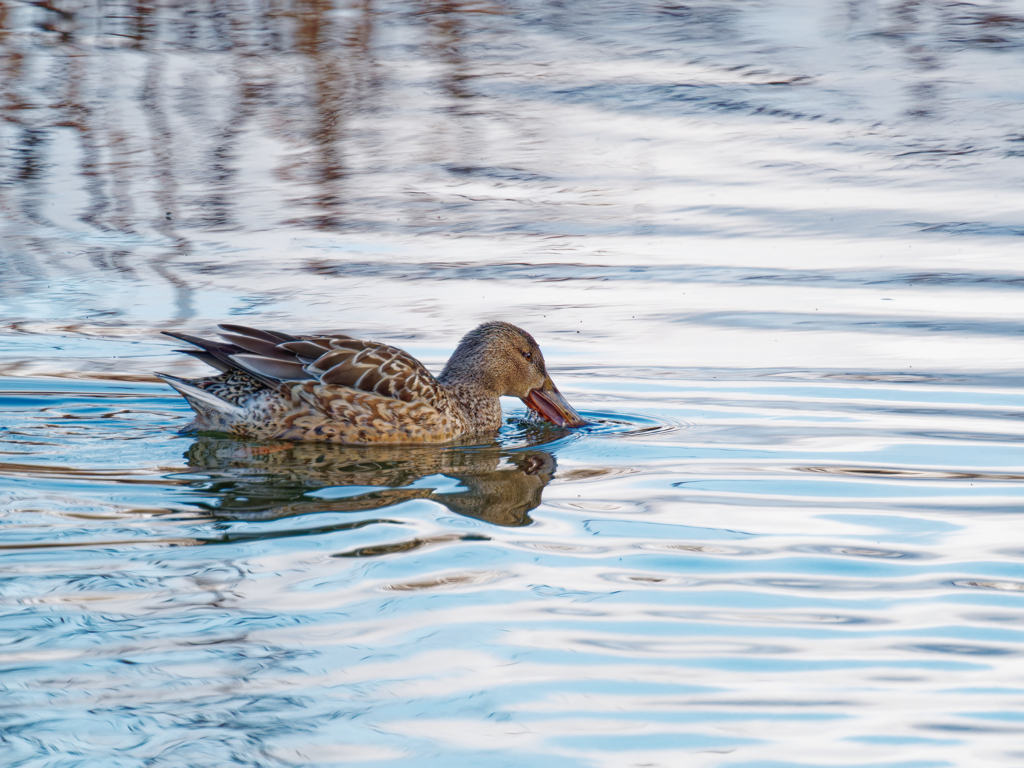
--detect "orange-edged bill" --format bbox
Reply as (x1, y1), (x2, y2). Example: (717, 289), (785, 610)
(522, 379), (588, 428)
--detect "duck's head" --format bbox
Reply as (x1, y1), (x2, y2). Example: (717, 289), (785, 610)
(441, 321), (588, 428)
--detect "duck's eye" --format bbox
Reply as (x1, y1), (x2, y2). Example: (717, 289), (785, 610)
(522, 350), (533, 362)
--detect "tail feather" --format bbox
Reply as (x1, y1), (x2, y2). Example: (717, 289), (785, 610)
(162, 331), (242, 369)
(218, 324), (300, 344)
(155, 373), (244, 416)
(162, 330), (228, 349)
(161, 329), (296, 389)
(173, 348), (232, 373)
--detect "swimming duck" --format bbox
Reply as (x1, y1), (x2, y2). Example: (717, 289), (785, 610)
(157, 321), (586, 443)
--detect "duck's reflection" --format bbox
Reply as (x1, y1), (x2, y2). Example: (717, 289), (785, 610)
(182, 436), (556, 527)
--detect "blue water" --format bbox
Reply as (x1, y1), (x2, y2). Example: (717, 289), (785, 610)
(5, 0), (1024, 765)
(4, 365), (1024, 766)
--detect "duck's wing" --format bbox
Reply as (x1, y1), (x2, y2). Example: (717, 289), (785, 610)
(169, 324), (448, 409)
(282, 335), (445, 406)
(163, 326), (305, 377)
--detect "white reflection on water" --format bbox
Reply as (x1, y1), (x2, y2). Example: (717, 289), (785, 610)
(5, 370), (1024, 767)
(4, 0), (1024, 765)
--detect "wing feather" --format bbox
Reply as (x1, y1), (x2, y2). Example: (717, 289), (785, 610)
(305, 348), (355, 376)
(279, 340), (333, 362)
(228, 353), (313, 382)
(218, 324), (300, 344)
(218, 332), (297, 361)
(303, 340), (446, 407)
(166, 328), (447, 410)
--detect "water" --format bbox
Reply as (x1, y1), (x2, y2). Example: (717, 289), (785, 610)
(4, 0), (1024, 765)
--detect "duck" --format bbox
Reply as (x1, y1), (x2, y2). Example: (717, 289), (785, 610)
(156, 321), (587, 443)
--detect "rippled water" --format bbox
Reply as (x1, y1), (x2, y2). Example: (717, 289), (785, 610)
(5, 0), (1024, 766)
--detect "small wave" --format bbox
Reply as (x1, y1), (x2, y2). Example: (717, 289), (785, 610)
(763, 371), (940, 383)
(791, 544), (931, 560)
(600, 571), (703, 587)
(796, 465), (1024, 482)
(897, 643), (1016, 657)
(581, 410), (692, 439)
(647, 610), (885, 626)
(954, 579), (1024, 592)
(499, 409), (688, 448)
(637, 541), (764, 556)
(580, 411), (675, 437)
(331, 532), (489, 558)
(382, 569), (509, 591)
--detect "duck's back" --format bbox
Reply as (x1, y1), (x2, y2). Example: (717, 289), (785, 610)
(159, 326), (469, 444)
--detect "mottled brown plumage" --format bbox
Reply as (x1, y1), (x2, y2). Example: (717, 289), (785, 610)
(157, 321), (586, 444)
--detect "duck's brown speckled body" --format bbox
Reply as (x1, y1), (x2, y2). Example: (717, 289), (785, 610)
(157, 322), (586, 444)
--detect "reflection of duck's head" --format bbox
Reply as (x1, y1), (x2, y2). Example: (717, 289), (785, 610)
(182, 436), (555, 527)
(432, 450), (555, 527)
(441, 322), (587, 429)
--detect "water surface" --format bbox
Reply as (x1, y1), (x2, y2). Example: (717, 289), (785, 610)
(4, 1), (1024, 766)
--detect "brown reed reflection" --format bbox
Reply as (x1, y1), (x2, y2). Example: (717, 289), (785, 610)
(0, 0), (508, 242)
(0, 0), (394, 293)
(3, 0), (1015, 289)
(181, 434), (556, 526)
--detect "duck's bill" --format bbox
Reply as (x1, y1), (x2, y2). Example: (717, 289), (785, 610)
(523, 381), (588, 428)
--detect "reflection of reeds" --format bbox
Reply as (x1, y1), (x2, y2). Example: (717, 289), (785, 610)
(1, 0), (1020, 247)
(181, 434), (556, 527)
(3, 0), (1021, 331)
(0, 0), (387, 301)
(0, 0), (498, 248)
(294, 0), (348, 229)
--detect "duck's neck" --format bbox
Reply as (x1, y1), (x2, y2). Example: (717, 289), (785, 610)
(439, 376), (504, 434)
